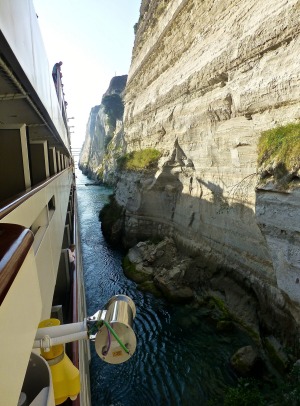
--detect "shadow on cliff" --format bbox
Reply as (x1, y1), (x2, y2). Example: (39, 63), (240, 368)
(100, 165), (300, 362)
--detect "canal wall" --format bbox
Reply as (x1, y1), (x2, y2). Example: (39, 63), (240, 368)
(116, 0), (300, 302)
(113, 0), (300, 351)
(85, 0), (300, 355)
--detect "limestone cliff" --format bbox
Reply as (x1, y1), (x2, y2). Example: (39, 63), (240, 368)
(78, 75), (127, 180)
(109, 0), (300, 349)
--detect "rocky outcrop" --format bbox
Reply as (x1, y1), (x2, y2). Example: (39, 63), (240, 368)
(78, 75), (127, 180)
(124, 237), (195, 303)
(122, 237), (300, 365)
(99, 195), (124, 245)
(230, 346), (261, 377)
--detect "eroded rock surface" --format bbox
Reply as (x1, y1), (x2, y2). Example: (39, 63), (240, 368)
(84, 0), (300, 367)
(124, 237), (194, 303)
(230, 346), (261, 377)
(109, 0), (300, 352)
(121, 0), (300, 286)
(123, 237), (298, 375)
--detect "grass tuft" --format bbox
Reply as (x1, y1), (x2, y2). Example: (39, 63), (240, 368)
(257, 123), (300, 170)
(118, 148), (161, 171)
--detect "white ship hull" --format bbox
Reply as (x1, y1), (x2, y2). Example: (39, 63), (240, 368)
(0, 1), (91, 405)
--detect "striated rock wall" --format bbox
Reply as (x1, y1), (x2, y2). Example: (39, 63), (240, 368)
(114, 0), (300, 319)
(256, 187), (300, 303)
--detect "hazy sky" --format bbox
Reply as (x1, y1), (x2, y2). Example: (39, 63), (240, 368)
(33, 0), (141, 149)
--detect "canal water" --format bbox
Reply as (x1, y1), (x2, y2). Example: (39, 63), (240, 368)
(76, 171), (252, 406)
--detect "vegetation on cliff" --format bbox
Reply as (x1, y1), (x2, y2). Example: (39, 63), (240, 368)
(118, 148), (161, 171)
(223, 378), (265, 406)
(257, 123), (300, 188)
(258, 123), (300, 171)
(221, 364), (300, 406)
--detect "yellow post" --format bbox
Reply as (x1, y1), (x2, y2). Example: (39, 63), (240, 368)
(39, 319), (81, 405)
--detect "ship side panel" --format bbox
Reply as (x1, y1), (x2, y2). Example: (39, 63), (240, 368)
(0, 247), (42, 406)
(1, 169), (73, 318)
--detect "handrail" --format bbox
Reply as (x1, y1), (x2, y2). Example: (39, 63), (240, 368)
(71, 185), (80, 406)
(0, 167), (72, 220)
(0, 223), (34, 304)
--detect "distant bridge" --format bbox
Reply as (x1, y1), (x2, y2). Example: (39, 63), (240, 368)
(71, 147), (81, 157)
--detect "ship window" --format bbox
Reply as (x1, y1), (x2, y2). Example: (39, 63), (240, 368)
(48, 195), (55, 210)
(30, 206), (49, 254)
(48, 195), (56, 221)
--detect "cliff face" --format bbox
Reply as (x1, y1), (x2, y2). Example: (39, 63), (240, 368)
(78, 75), (127, 179)
(114, 0), (300, 315)
(79, 105), (102, 178)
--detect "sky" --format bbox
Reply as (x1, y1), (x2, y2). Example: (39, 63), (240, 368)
(33, 0), (141, 150)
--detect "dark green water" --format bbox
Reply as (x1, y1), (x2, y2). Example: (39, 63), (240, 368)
(76, 171), (252, 406)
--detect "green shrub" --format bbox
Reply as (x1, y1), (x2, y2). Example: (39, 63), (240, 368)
(257, 123), (300, 170)
(118, 148), (161, 171)
(224, 379), (265, 406)
(224, 369), (300, 406)
(274, 365), (300, 405)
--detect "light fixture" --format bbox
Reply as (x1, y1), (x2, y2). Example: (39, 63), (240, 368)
(34, 295), (137, 404)
(92, 295), (136, 364)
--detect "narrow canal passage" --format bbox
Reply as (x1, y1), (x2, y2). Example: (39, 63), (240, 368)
(76, 171), (252, 406)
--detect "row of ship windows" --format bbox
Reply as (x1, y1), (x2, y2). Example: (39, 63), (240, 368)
(0, 127), (71, 203)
